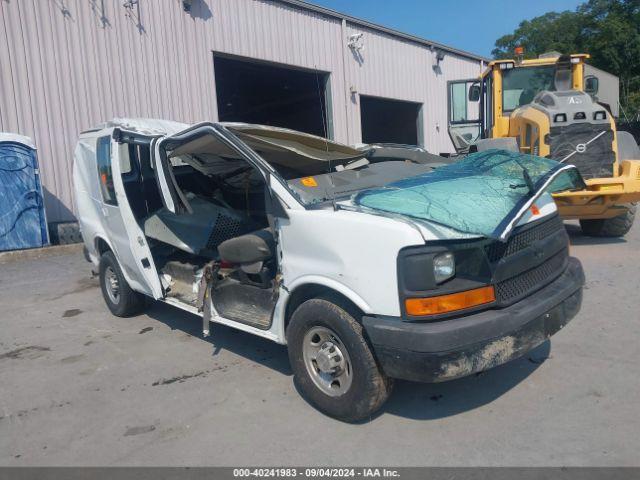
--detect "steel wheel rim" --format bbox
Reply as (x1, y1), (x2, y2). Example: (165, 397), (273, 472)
(302, 326), (353, 397)
(104, 266), (120, 304)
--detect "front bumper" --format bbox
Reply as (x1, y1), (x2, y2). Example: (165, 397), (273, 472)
(362, 257), (585, 383)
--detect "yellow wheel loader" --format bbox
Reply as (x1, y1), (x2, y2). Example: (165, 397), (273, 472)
(448, 52), (640, 237)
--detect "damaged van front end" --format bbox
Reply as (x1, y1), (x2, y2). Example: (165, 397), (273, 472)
(361, 220), (584, 382)
(348, 150), (585, 382)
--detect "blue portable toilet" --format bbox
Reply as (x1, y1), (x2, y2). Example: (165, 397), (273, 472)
(0, 133), (49, 251)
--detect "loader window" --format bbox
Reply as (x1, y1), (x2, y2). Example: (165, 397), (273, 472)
(449, 81), (479, 123)
(448, 80), (481, 152)
(96, 136), (117, 206)
(502, 66), (555, 113)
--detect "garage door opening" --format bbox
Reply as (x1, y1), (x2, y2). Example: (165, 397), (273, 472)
(360, 96), (422, 145)
(214, 55), (331, 138)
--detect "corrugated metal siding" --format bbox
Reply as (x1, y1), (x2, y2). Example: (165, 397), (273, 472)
(344, 23), (483, 152)
(0, 0), (482, 223)
(584, 64), (619, 117)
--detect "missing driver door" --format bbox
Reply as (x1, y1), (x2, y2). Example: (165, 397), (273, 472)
(447, 79), (481, 153)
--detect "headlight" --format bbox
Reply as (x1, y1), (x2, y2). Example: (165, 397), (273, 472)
(433, 252), (455, 283)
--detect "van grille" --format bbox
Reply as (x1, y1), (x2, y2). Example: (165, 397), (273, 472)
(485, 215), (564, 263)
(495, 248), (568, 305)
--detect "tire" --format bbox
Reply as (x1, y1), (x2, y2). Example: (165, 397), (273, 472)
(99, 251), (147, 317)
(286, 296), (393, 422)
(580, 203), (637, 237)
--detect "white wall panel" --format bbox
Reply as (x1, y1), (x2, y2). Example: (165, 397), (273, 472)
(0, 0), (483, 222)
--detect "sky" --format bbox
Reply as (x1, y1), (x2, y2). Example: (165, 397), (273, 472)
(310, 0), (585, 58)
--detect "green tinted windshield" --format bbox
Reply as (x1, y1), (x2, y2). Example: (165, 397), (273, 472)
(502, 66), (555, 112)
(353, 149), (584, 241)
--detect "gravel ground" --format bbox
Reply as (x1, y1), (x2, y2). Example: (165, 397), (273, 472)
(0, 220), (638, 466)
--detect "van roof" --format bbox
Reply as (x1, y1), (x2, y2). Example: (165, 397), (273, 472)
(81, 118), (190, 136)
(81, 119), (353, 153)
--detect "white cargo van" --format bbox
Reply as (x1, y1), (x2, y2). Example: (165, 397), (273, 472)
(73, 119), (584, 421)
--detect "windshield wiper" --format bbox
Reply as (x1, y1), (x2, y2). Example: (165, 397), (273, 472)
(509, 158), (536, 195)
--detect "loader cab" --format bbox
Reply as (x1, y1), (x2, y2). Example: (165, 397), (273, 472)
(448, 54), (589, 152)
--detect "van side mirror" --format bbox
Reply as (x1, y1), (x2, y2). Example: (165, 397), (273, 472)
(584, 75), (599, 96)
(468, 83), (481, 102)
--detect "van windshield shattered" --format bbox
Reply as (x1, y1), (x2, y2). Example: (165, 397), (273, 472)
(353, 149), (584, 240)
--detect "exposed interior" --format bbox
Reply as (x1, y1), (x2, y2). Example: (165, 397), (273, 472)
(282, 143), (450, 205)
(214, 55), (330, 138)
(121, 135), (276, 329)
(118, 126), (449, 329)
(359, 95), (422, 146)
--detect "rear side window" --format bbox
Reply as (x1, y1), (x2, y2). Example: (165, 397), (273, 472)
(96, 136), (117, 205)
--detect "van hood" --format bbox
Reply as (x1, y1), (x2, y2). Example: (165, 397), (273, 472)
(351, 149), (585, 242)
(339, 190), (558, 242)
(336, 200), (484, 241)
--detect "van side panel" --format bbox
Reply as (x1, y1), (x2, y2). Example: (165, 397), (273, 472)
(277, 208), (425, 318)
(73, 137), (106, 265)
(73, 131), (160, 298)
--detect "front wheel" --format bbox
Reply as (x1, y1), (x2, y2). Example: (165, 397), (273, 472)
(287, 297), (393, 422)
(580, 203), (636, 237)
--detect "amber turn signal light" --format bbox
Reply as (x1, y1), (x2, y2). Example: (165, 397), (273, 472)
(405, 286), (496, 316)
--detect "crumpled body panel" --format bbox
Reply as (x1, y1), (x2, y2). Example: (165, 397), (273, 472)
(354, 149), (583, 241)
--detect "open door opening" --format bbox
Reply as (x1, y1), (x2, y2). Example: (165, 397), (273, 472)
(214, 55), (331, 138)
(126, 126), (280, 330)
(359, 95), (422, 145)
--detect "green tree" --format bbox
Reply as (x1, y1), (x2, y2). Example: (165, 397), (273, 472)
(492, 0), (640, 117)
(492, 11), (584, 60)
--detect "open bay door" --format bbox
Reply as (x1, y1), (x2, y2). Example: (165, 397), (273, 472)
(448, 79), (481, 153)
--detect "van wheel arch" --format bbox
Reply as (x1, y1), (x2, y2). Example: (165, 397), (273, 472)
(95, 236), (111, 256)
(285, 284), (364, 332)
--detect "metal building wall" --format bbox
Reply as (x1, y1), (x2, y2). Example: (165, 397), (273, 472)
(343, 22), (484, 153)
(0, 0), (484, 223)
(584, 64), (619, 118)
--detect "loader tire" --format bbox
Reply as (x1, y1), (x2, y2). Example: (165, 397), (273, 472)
(580, 203), (637, 237)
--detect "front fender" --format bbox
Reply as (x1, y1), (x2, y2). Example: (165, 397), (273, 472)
(285, 275), (373, 314)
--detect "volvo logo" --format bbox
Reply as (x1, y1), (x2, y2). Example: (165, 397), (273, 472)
(560, 131), (606, 163)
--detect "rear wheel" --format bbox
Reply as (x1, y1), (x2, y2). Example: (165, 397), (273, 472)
(287, 297), (393, 422)
(580, 203), (637, 237)
(99, 251), (147, 317)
